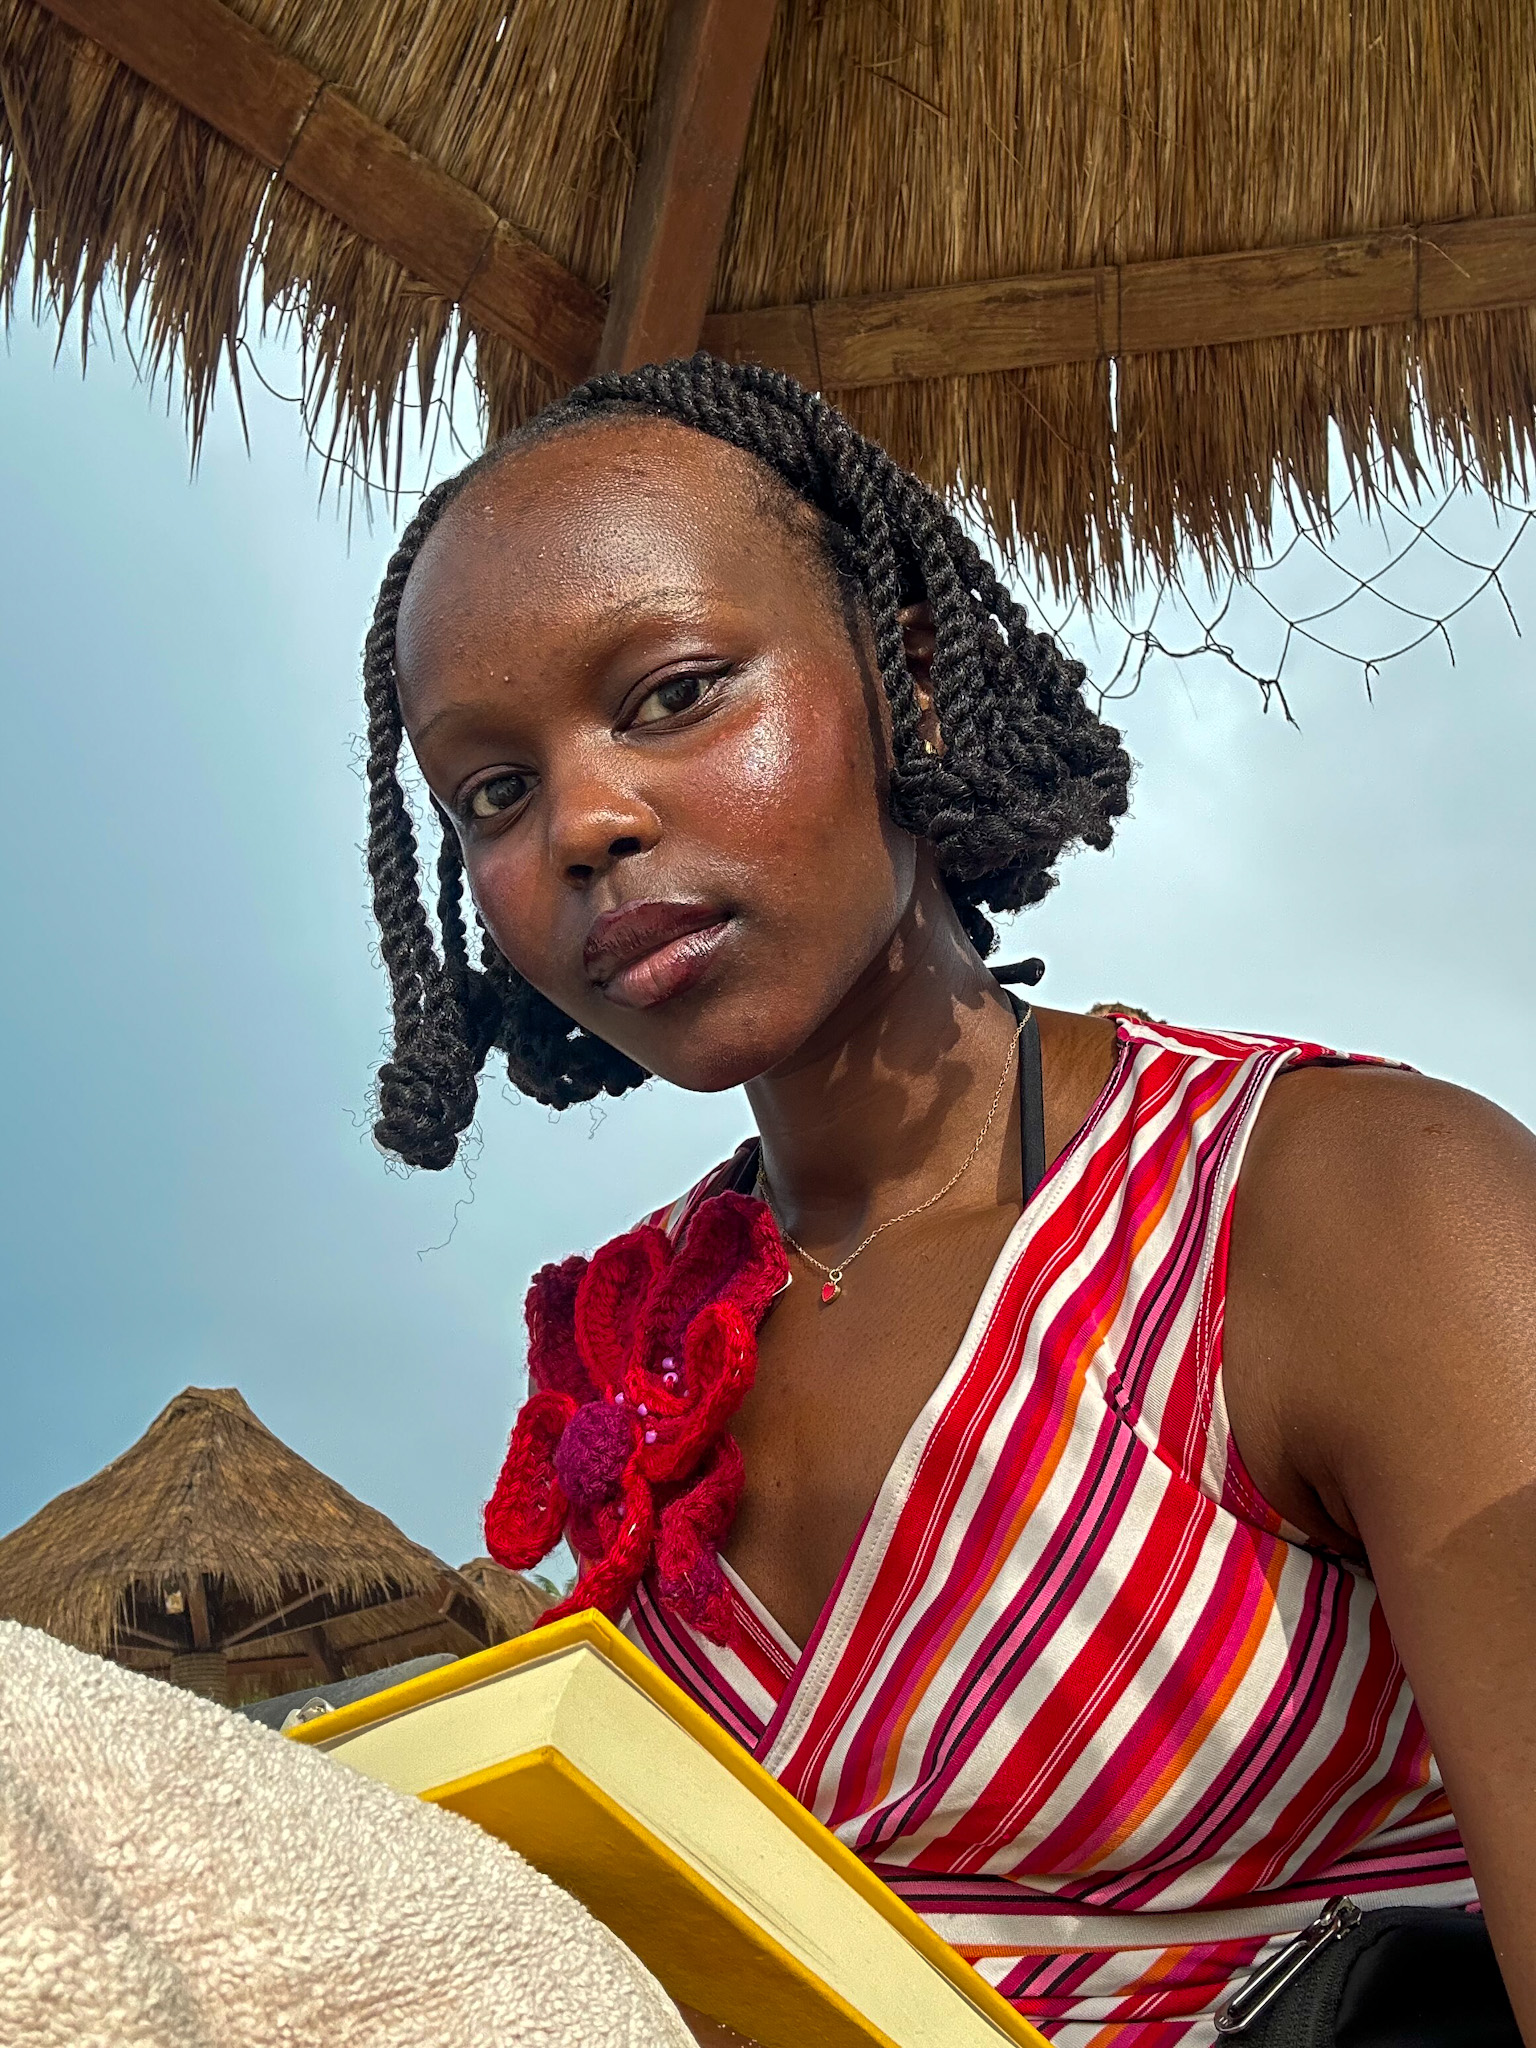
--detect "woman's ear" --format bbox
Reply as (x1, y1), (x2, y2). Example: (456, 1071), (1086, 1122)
(899, 603), (944, 756)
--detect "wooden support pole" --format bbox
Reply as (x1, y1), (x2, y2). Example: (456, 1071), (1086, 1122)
(302, 1625), (345, 1683)
(167, 1652), (231, 1704)
(595, 0), (778, 374)
(184, 1574), (213, 1651)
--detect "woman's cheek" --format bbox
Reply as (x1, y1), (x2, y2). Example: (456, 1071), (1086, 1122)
(709, 703), (799, 828)
(465, 839), (557, 991)
(708, 674), (865, 845)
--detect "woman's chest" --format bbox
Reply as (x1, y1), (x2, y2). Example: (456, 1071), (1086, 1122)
(722, 1202), (1021, 1649)
(708, 1390), (1411, 1907)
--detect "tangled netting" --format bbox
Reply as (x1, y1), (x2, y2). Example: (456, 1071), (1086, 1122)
(363, 352), (1131, 1168)
(483, 1188), (787, 1646)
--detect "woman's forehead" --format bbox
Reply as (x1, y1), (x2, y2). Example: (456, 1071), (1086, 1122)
(399, 422), (825, 661)
(440, 416), (773, 560)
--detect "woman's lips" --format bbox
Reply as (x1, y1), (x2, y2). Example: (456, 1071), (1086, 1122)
(601, 920), (732, 1008)
(583, 901), (733, 1010)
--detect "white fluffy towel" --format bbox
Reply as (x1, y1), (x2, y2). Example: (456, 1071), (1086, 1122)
(0, 1619), (694, 2048)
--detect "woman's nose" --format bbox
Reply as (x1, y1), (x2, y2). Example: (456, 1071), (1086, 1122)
(546, 766), (660, 886)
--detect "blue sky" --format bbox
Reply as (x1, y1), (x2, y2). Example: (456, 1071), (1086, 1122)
(1, 312), (1532, 1566)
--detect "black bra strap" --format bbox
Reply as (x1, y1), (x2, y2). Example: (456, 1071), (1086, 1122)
(728, 1134), (762, 1196)
(738, 1000), (1047, 1207)
(1007, 992), (1048, 1203)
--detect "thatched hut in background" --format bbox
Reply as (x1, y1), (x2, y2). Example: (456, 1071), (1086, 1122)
(459, 1555), (561, 1640)
(2, 0), (1533, 604)
(0, 1387), (551, 1705)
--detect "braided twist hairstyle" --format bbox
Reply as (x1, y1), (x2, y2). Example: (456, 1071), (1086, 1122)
(363, 353), (1130, 1168)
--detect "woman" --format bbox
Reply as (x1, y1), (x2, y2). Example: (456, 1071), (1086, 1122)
(362, 356), (1534, 2043)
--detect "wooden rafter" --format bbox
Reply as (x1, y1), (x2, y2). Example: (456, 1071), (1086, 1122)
(28, 0), (1536, 397)
(337, 1614), (490, 1669)
(33, 0), (604, 381)
(703, 215), (1536, 389)
(110, 1621), (185, 1654)
(217, 1579), (351, 1648)
(218, 1579), (403, 1649)
(595, 0), (779, 374)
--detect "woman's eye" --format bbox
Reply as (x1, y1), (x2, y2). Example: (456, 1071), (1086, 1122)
(466, 771), (531, 820)
(631, 671), (717, 726)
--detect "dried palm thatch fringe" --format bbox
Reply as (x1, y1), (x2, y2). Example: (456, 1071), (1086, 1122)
(0, 1385), (456, 1654)
(2, 0), (1534, 598)
(458, 1554), (558, 1639)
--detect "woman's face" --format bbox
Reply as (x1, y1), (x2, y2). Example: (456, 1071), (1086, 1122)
(395, 417), (931, 1092)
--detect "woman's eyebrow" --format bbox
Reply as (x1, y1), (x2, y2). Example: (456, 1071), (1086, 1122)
(601, 584), (712, 624)
(410, 698), (492, 749)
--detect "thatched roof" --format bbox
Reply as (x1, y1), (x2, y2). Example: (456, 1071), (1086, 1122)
(458, 1554), (558, 1639)
(0, 1386), (483, 1667)
(3, 0), (1535, 597)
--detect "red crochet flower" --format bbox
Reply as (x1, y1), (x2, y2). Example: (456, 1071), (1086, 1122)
(483, 1191), (787, 1647)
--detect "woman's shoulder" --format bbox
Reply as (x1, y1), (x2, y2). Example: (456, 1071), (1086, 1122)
(1040, 1003), (1397, 1170)
(1225, 1055), (1536, 1535)
(644, 1012), (1374, 1242)
(1239, 1059), (1532, 1253)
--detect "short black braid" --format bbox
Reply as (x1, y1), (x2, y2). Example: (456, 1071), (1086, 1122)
(363, 489), (453, 1042)
(433, 817), (475, 1002)
(362, 353), (1130, 1168)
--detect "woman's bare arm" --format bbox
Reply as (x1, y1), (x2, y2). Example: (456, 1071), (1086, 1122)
(1228, 1064), (1536, 2035)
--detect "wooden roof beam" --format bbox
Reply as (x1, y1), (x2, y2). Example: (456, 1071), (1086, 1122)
(595, 0), (779, 374)
(33, 0), (604, 382)
(217, 1580), (403, 1650)
(28, 0), (1535, 400)
(703, 214), (1536, 389)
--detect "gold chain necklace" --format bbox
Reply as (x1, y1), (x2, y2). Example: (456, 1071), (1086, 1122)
(754, 1009), (1029, 1304)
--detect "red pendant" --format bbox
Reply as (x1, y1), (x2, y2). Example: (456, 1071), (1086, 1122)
(821, 1278), (841, 1303)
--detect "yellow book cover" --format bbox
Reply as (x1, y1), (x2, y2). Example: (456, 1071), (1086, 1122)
(288, 1611), (1047, 2048)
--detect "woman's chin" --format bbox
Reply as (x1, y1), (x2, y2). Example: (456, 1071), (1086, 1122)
(613, 1013), (803, 1097)
(637, 1046), (778, 1096)
(580, 967), (847, 1094)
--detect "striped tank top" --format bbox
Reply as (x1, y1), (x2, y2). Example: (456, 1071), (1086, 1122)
(623, 1015), (1476, 2043)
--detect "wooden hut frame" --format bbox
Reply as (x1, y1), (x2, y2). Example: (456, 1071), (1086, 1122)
(0, 1386), (548, 1702)
(2, 0), (1534, 598)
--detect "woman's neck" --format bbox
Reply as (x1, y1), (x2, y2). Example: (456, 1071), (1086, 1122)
(744, 868), (1022, 1247)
